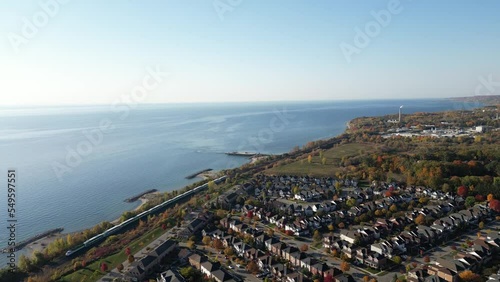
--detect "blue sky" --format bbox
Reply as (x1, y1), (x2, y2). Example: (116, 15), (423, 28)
(1, 0), (499, 105)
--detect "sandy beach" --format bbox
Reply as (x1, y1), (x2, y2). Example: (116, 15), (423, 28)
(24, 232), (65, 254)
(198, 170), (219, 180)
(110, 193), (158, 225)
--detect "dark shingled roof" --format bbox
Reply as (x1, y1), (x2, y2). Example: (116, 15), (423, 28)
(152, 239), (176, 257)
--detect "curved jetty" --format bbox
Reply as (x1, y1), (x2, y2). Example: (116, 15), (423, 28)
(2, 228), (63, 253)
(124, 189), (158, 203)
(185, 168), (213, 179)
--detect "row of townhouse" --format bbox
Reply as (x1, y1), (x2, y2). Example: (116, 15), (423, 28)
(177, 211), (214, 239)
(127, 239), (178, 281)
(254, 189), (426, 238)
(188, 253), (240, 282)
(257, 238), (344, 282)
(208, 222), (350, 282)
(252, 175), (355, 191)
(250, 175), (364, 203)
(373, 205), (492, 260)
(325, 204), (492, 270)
(323, 229), (390, 270)
(408, 234), (500, 282)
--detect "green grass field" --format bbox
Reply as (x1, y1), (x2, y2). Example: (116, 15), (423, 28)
(61, 227), (165, 282)
(266, 143), (379, 177)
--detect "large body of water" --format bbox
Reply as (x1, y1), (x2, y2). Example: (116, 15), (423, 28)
(0, 99), (466, 253)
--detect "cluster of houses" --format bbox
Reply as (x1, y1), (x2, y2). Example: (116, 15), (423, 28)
(211, 218), (352, 282)
(123, 172), (498, 282)
(187, 253), (240, 282)
(126, 239), (178, 281)
(251, 175), (358, 200)
(223, 176), (406, 235)
(321, 204), (492, 271)
(408, 232), (500, 282)
(177, 211), (214, 239)
(229, 175), (475, 243)
(125, 211), (214, 281)
(210, 172), (500, 281)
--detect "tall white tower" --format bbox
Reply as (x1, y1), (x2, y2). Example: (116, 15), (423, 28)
(399, 105), (403, 122)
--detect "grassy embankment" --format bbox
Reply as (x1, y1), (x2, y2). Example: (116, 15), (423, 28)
(60, 227), (165, 282)
(265, 142), (381, 177)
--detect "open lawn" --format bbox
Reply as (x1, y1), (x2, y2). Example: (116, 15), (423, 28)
(60, 227), (166, 282)
(265, 143), (380, 177)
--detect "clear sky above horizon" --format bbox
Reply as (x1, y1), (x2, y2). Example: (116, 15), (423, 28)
(1, 0), (499, 106)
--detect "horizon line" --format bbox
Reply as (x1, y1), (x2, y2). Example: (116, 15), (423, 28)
(0, 96), (466, 108)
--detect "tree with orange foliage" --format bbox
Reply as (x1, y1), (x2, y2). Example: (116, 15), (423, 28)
(213, 238), (224, 250)
(415, 214), (426, 225)
(246, 261), (259, 274)
(300, 244), (309, 252)
(340, 261), (350, 272)
(458, 270), (481, 282)
(487, 193), (494, 202)
(332, 249), (339, 257)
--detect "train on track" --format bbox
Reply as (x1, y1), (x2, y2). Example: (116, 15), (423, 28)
(65, 175), (226, 256)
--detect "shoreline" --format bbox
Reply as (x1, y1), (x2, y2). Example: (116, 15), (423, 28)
(24, 231), (65, 255)
(25, 193), (158, 255)
(111, 192), (159, 225)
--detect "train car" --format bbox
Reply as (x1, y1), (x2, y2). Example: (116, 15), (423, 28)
(121, 217), (135, 226)
(65, 175), (228, 257)
(104, 224), (122, 236)
(84, 234), (104, 246)
(65, 244), (85, 256)
(137, 210), (149, 218)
